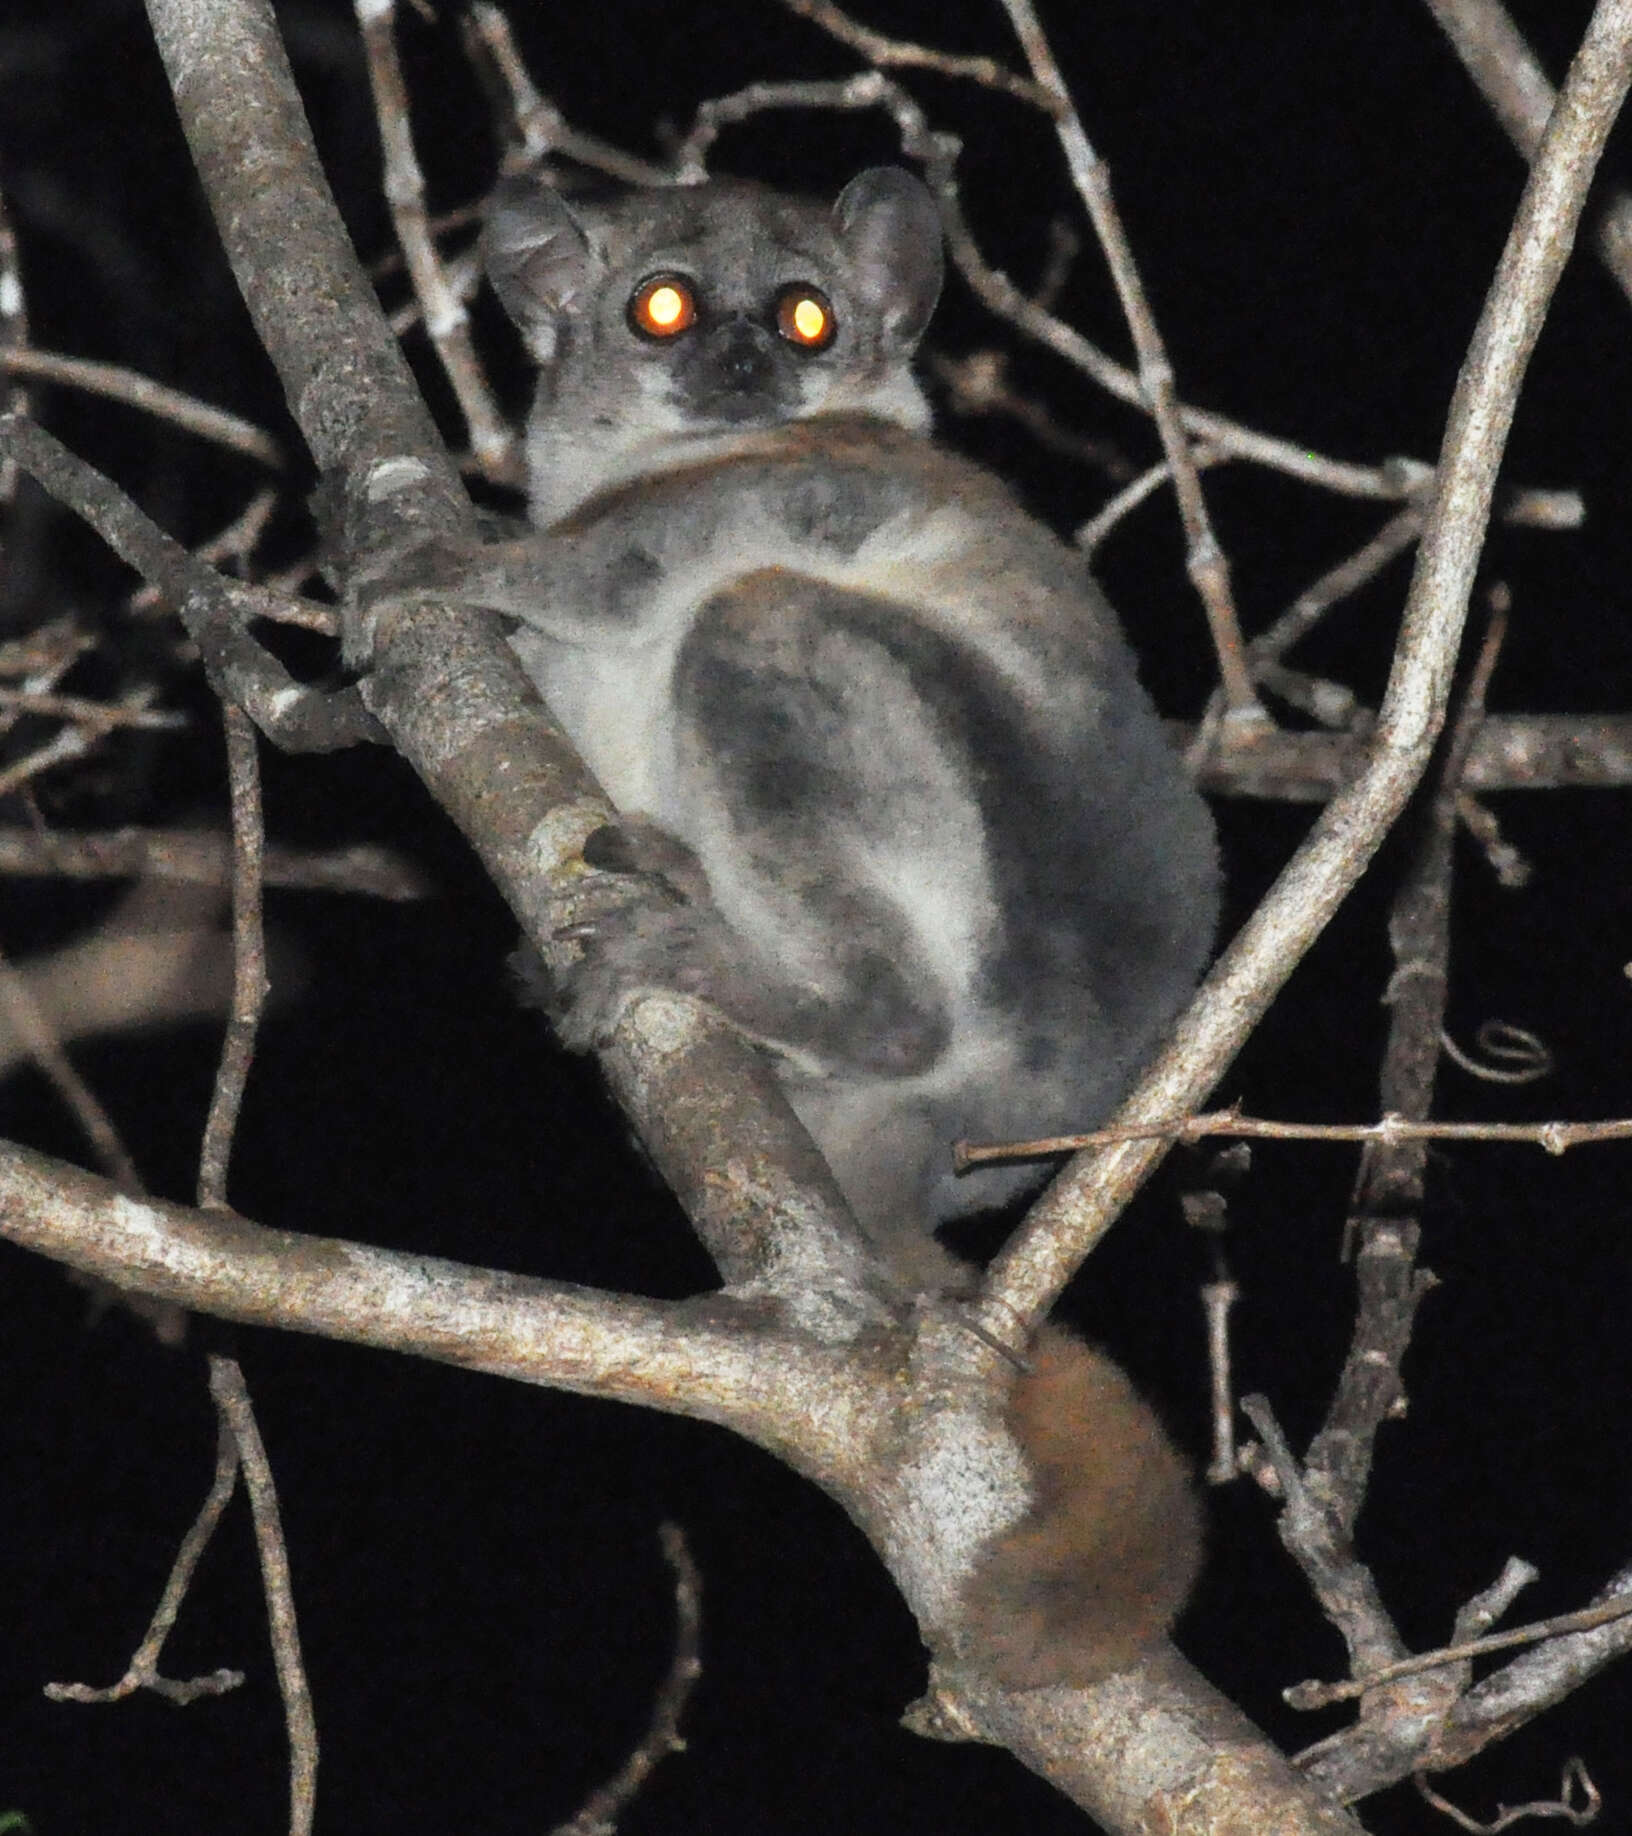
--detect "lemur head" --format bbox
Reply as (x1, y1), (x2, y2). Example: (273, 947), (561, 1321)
(483, 167), (945, 522)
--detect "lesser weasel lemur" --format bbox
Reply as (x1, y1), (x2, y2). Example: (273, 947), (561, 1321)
(467, 165), (1217, 1686)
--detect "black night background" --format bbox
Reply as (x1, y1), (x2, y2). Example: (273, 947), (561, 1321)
(1, 3), (1630, 1832)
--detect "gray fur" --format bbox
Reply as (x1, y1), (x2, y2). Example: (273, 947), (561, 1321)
(479, 168), (1218, 1287)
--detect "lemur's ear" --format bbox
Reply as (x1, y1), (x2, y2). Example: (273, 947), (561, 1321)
(482, 175), (600, 361)
(833, 167), (944, 351)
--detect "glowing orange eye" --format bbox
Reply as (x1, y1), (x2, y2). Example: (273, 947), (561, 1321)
(628, 274), (698, 339)
(775, 285), (835, 351)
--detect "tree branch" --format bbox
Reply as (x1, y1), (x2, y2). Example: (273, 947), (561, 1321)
(141, 0), (880, 1332)
(981, 0), (1632, 1336)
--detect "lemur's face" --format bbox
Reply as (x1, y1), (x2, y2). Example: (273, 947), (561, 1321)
(482, 168), (944, 515)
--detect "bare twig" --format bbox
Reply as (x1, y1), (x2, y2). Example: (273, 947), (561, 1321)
(1074, 444), (1225, 555)
(1251, 506), (1428, 670)
(0, 617), (90, 682)
(1275, 609), (1495, 1730)
(0, 415), (380, 751)
(0, 934), (144, 1190)
(927, 349), (1136, 484)
(461, 3), (674, 184)
(127, 486), (283, 619)
(983, 0), (1632, 1340)
(1184, 711), (1632, 802)
(43, 1402), (246, 1706)
(0, 708), (116, 799)
(1200, 1278), (1240, 1485)
(549, 1523), (703, 1836)
(1239, 1393), (1409, 1681)
(210, 1356), (318, 1836)
(0, 347), (284, 467)
(0, 686), (184, 730)
(1424, 0), (1632, 306)
(197, 705), (267, 1209)
(1416, 1756), (1600, 1832)
(353, 0), (514, 480)
(0, 824), (428, 898)
(674, 72), (917, 180)
(957, 1109), (1632, 1166)
(1289, 1595), (1632, 1709)
(775, 0), (1055, 110)
(0, 878), (237, 1091)
(996, 0), (1263, 725)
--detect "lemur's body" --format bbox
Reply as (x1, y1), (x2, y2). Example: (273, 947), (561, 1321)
(466, 167), (1216, 1684)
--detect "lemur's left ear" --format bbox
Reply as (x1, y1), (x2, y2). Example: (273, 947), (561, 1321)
(833, 167), (944, 351)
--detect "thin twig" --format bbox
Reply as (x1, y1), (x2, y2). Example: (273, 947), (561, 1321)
(461, 3), (674, 184)
(1184, 711), (1632, 802)
(1239, 1393), (1409, 1681)
(0, 686), (184, 730)
(1251, 506), (1428, 669)
(0, 617), (90, 681)
(927, 349), (1137, 483)
(775, 0), (1056, 110)
(44, 1405), (246, 1705)
(1416, 1756), (1600, 1833)
(127, 486), (283, 619)
(0, 347), (284, 467)
(0, 935), (144, 1191)
(549, 1523), (703, 1836)
(196, 705), (267, 1210)
(996, 0), (1263, 725)
(1074, 444), (1226, 555)
(956, 1109), (1632, 1167)
(209, 1356), (318, 1836)
(1288, 1595), (1632, 1709)
(982, 0), (1632, 1330)
(1200, 1278), (1239, 1485)
(353, 0), (515, 479)
(1424, 0), (1632, 307)
(0, 824), (429, 899)
(0, 416), (380, 751)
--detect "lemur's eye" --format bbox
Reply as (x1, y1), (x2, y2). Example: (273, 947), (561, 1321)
(774, 285), (835, 351)
(628, 274), (699, 339)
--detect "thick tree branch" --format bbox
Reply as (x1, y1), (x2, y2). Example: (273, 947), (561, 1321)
(142, 0), (877, 1330)
(0, 1135), (860, 1449)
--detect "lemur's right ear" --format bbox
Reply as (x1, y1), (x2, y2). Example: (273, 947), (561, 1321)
(482, 176), (598, 359)
(833, 167), (944, 352)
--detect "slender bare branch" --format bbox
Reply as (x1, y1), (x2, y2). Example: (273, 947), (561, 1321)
(1424, 0), (1632, 305)
(0, 825), (430, 899)
(43, 1412), (245, 1706)
(196, 706), (267, 1208)
(996, 0), (1263, 724)
(548, 1523), (702, 1836)
(775, 0), (1055, 110)
(0, 416), (380, 752)
(1290, 1595), (1632, 1710)
(0, 347), (284, 466)
(0, 1132), (858, 1440)
(959, 1110), (1632, 1165)
(210, 1356), (318, 1836)
(1184, 711), (1632, 801)
(0, 934), (144, 1189)
(353, 0), (515, 479)
(461, 3), (674, 185)
(982, 0), (1632, 1333)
